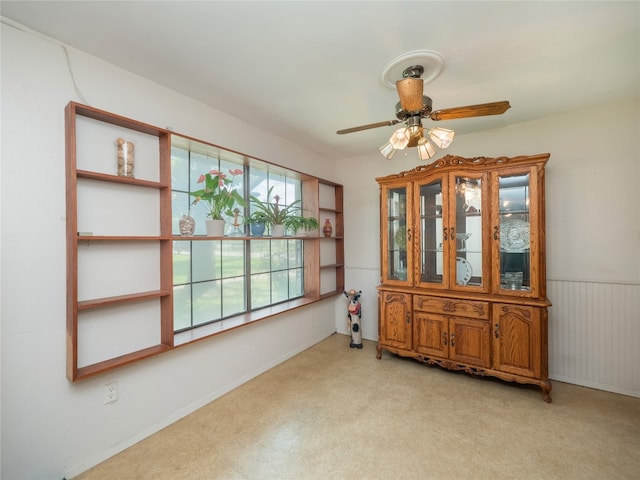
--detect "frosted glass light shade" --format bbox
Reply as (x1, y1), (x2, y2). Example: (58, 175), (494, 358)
(379, 142), (397, 160)
(417, 137), (436, 160)
(428, 127), (455, 149)
(389, 127), (410, 150)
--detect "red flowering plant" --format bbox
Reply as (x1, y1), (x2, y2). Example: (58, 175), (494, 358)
(190, 168), (246, 220)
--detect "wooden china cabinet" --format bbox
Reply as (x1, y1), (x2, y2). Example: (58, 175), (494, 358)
(376, 154), (552, 402)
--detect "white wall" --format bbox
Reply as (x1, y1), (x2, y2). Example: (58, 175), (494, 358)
(1, 24), (341, 479)
(335, 100), (640, 396)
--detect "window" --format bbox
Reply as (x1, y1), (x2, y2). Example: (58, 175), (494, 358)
(170, 137), (305, 332)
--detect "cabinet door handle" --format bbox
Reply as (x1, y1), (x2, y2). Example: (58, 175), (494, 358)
(407, 228), (412, 242)
(443, 227), (448, 241)
(450, 333), (456, 347)
(493, 225), (500, 241)
(442, 332), (448, 346)
(494, 323), (500, 338)
(406, 312), (411, 324)
(450, 227), (455, 239)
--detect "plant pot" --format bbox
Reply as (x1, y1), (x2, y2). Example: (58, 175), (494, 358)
(270, 224), (285, 237)
(206, 219), (225, 236)
(250, 222), (266, 237)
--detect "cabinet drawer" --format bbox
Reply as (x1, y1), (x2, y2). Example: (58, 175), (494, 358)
(413, 295), (489, 320)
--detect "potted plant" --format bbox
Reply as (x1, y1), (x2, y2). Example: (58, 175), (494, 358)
(285, 215), (320, 236)
(190, 168), (246, 236)
(245, 211), (269, 236)
(249, 186), (319, 237)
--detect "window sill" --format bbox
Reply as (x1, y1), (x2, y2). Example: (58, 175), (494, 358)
(173, 292), (340, 347)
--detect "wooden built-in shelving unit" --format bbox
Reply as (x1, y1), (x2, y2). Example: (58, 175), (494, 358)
(66, 102), (344, 381)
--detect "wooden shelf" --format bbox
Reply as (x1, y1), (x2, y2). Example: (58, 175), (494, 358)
(78, 290), (171, 310)
(66, 101), (173, 382)
(74, 344), (172, 381)
(173, 235), (321, 240)
(320, 263), (344, 269)
(78, 235), (171, 241)
(77, 169), (168, 189)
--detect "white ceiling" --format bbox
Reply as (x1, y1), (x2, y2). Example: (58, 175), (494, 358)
(2, 1), (638, 159)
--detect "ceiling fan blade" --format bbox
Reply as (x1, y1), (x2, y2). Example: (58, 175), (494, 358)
(429, 101), (511, 121)
(336, 119), (400, 135)
(396, 77), (424, 112)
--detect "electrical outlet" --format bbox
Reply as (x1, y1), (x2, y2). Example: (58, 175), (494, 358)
(104, 382), (119, 404)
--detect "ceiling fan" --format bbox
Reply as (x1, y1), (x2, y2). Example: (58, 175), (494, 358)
(337, 65), (511, 160)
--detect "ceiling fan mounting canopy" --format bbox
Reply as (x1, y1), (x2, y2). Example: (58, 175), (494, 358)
(402, 65), (425, 79)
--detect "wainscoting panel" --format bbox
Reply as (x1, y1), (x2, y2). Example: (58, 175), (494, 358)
(547, 280), (640, 397)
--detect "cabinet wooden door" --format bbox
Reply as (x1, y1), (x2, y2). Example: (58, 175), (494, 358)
(449, 317), (491, 368)
(380, 182), (414, 286)
(414, 174), (449, 290)
(413, 312), (490, 367)
(490, 166), (543, 298)
(492, 304), (541, 378)
(414, 312), (448, 357)
(447, 171), (490, 294)
(379, 291), (412, 350)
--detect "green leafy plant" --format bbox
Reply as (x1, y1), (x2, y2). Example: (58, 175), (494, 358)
(285, 215), (319, 234)
(244, 211), (270, 225)
(190, 168), (246, 220)
(249, 186), (319, 234)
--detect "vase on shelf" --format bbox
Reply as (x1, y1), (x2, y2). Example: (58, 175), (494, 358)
(206, 219), (225, 237)
(323, 219), (333, 237)
(115, 137), (135, 177)
(179, 213), (195, 236)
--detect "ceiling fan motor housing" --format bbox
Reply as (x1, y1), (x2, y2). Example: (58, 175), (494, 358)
(395, 96), (433, 120)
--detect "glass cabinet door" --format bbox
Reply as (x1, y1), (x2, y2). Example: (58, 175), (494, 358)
(384, 185), (410, 283)
(497, 172), (532, 292)
(417, 178), (445, 286)
(451, 174), (486, 290)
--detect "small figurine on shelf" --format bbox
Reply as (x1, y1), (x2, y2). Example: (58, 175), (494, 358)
(323, 218), (333, 237)
(344, 289), (363, 349)
(229, 207), (243, 236)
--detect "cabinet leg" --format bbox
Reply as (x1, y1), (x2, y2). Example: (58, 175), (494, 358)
(541, 381), (552, 403)
(376, 343), (382, 359)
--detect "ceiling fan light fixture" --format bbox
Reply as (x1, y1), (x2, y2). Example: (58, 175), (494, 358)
(428, 127), (455, 149)
(417, 137), (436, 161)
(406, 116), (422, 137)
(389, 127), (410, 150)
(379, 142), (397, 160)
